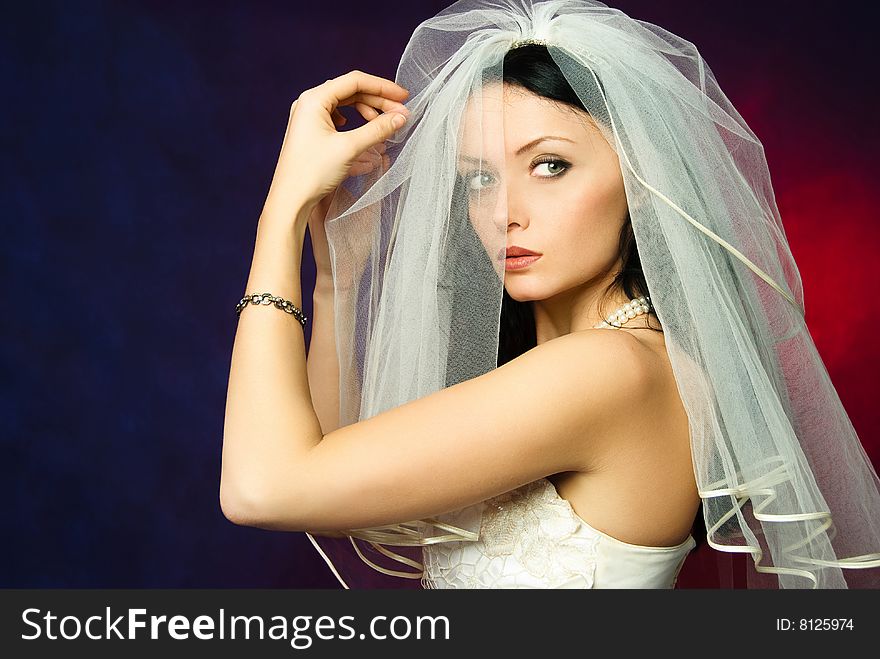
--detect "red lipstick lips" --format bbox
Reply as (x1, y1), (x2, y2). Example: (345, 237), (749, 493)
(504, 245), (542, 270)
(506, 246), (540, 257)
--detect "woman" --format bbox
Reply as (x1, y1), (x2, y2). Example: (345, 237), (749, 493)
(220, 0), (880, 589)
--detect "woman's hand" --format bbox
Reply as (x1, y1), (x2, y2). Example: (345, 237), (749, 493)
(263, 69), (410, 224)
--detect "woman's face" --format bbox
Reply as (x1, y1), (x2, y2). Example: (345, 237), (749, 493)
(457, 82), (629, 304)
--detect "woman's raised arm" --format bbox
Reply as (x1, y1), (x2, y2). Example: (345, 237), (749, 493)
(305, 193), (341, 436)
(220, 70), (411, 523)
(219, 70), (662, 535)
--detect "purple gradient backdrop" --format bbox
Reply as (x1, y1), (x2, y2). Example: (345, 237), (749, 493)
(1, 0), (876, 588)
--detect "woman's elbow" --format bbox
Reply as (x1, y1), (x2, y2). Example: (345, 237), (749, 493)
(219, 480), (263, 527)
(219, 478), (311, 531)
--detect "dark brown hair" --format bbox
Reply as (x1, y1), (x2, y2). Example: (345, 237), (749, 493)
(497, 43), (660, 368)
(497, 44), (705, 551)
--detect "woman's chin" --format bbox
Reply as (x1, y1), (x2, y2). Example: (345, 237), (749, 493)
(503, 285), (542, 303)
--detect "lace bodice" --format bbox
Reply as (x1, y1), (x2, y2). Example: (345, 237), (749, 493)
(421, 478), (696, 589)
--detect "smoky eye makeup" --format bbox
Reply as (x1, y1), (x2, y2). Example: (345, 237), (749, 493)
(531, 156), (572, 178)
(455, 154), (571, 191)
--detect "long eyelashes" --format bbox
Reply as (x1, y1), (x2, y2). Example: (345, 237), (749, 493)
(531, 157), (571, 178)
(462, 157), (571, 192)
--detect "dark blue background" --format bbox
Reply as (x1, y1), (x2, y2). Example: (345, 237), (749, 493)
(2, 1), (876, 587)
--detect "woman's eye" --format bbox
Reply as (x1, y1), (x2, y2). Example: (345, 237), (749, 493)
(467, 171), (496, 191)
(532, 159), (569, 177)
(463, 158), (569, 192)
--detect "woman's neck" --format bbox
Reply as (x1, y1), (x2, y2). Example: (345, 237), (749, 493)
(531, 283), (657, 345)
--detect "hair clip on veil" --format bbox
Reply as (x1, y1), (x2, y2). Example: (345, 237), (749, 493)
(304, 0), (880, 589)
(510, 38), (549, 48)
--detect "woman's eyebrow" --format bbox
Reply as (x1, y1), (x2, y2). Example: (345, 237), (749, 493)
(458, 135), (576, 163)
(514, 135), (576, 155)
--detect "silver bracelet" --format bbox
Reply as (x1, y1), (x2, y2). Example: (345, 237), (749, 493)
(235, 292), (307, 327)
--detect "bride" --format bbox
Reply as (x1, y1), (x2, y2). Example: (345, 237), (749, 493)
(220, 0), (880, 589)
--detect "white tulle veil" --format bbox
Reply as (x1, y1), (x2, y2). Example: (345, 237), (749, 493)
(304, 0), (880, 589)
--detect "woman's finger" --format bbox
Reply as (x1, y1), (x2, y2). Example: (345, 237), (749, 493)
(336, 91), (409, 118)
(353, 101), (379, 121)
(346, 109), (407, 155)
(348, 151), (383, 177)
(345, 102), (390, 155)
(331, 108), (347, 127)
(353, 104), (390, 151)
(321, 70), (409, 109)
(333, 99), (397, 154)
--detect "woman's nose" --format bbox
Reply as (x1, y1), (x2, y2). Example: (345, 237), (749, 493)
(502, 187), (529, 232)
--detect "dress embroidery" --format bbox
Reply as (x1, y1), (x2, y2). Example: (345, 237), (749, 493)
(422, 479), (600, 588)
(422, 478), (694, 589)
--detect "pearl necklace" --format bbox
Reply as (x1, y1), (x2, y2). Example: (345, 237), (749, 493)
(593, 295), (652, 329)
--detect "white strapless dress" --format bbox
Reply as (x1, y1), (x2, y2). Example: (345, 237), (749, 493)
(421, 478), (696, 589)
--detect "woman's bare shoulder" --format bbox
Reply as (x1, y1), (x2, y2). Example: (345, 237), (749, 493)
(238, 326), (662, 532)
(548, 327), (663, 373)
